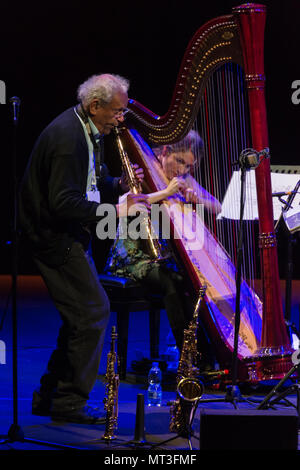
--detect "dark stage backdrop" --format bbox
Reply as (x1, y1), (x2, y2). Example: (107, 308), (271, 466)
(0, 0), (299, 275)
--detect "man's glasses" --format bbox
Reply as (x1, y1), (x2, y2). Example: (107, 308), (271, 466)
(112, 108), (129, 118)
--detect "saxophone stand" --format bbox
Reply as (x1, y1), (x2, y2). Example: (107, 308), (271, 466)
(100, 393), (154, 449)
(99, 331), (153, 449)
(151, 290), (207, 450)
(150, 399), (200, 451)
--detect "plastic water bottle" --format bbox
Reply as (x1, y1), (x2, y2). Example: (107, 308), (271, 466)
(164, 330), (179, 372)
(147, 362), (162, 407)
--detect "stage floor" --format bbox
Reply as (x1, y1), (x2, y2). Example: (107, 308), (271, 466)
(0, 275), (299, 453)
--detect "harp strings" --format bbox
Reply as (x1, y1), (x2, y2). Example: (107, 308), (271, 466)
(193, 64), (257, 297)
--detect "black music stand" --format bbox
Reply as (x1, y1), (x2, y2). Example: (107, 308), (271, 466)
(256, 183), (300, 415)
(274, 179), (300, 329)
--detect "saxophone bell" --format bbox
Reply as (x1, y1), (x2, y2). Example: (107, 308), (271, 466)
(177, 376), (204, 402)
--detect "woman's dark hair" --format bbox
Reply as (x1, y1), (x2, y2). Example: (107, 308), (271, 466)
(152, 130), (204, 161)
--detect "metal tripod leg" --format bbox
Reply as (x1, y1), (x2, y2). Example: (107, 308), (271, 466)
(151, 432), (198, 450)
(257, 363), (298, 410)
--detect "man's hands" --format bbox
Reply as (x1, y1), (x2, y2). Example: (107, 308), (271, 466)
(116, 192), (150, 217)
(119, 164), (144, 192)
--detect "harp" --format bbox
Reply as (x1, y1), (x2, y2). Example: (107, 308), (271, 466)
(119, 3), (293, 382)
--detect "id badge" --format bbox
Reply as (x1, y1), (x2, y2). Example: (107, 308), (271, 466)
(87, 190), (100, 203)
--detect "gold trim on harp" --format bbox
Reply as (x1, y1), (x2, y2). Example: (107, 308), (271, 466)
(258, 232), (277, 249)
(127, 19), (241, 145)
(232, 4), (266, 14)
(245, 73), (266, 90)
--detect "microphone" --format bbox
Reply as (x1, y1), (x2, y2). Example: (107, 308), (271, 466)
(9, 96), (21, 124)
(234, 147), (270, 170)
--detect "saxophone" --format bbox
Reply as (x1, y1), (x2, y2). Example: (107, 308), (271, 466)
(169, 286), (207, 436)
(102, 326), (120, 441)
(114, 126), (166, 261)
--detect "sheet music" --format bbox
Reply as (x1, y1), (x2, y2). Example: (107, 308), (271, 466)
(218, 170), (300, 220)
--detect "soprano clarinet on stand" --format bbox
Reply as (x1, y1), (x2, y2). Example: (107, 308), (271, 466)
(102, 326), (120, 442)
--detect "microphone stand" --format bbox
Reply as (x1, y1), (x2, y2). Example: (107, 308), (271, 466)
(199, 150), (262, 408)
(0, 99), (86, 450)
(6, 97), (24, 442)
(228, 162), (247, 402)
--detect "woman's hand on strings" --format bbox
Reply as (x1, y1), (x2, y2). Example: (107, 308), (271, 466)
(165, 177), (187, 197)
(183, 187), (199, 204)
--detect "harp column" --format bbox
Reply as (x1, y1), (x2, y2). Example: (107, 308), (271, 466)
(233, 4), (292, 357)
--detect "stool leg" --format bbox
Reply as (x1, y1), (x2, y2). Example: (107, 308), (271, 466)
(116, 306), (129, 380)
(149, 307), (160, 359)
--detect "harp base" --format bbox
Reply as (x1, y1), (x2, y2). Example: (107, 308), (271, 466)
(244, 350), (295, 383)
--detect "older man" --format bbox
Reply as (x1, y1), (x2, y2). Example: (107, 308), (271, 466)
(19, 74), (146, 424)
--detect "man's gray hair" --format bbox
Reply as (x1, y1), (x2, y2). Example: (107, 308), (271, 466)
(77, 73), (130, 108)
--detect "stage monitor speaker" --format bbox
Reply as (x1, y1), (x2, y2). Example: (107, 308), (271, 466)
(199, 408), (299, 450)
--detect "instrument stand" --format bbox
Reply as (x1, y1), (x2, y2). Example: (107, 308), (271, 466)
(95, 393), (155, 449)
(150, 430), (198, 451)
(257, 354), (300, 421)
(150, 401), (200, 451)
(127, 394), (154, 448)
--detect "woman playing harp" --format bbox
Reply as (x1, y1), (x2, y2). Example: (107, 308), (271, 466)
(104, 131), (221, 368)
(106, 3), (293, 382)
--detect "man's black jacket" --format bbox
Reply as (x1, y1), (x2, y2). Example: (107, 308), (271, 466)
(18, 107), (120, 267)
